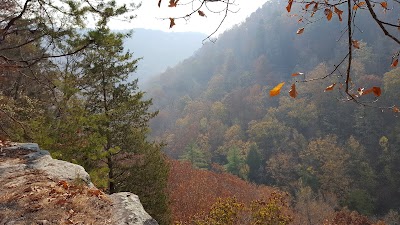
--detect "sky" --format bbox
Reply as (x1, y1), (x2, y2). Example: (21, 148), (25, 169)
(109, 0), (269, 36)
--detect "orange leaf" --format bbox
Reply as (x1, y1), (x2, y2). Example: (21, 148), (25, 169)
(297, 27), (305, 34)
(198, 10), (206, 17)
(286, 0), (294, 12)
(270, 82), (285, 97)
(391, 59), (398, 67)
(289, 83), (298, 98)
(372, 86), (381, 96)
(393, 106), (400, 113)
(353, 1), (365, 10)
(324, 8), (333, 21)
(324, 83), (336, 92)
(334, 7), (343, 21)
(362, 88), (373, 95)
(58, 180), (69, 189)
(292, 72), (304, 76)
(380, 1), (388, 9)
(169, 18), (175, 28)
(305, 1), (315, 9)
(158, 0), (162, 7)
(352, 40), (360, 49)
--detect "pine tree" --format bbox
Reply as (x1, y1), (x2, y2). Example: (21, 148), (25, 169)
(31, 27), (171, 224)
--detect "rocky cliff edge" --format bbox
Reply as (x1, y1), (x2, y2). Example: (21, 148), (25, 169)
(0, 143), (158, 225)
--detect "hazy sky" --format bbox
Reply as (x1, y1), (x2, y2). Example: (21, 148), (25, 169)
(109, 0), (269, 35)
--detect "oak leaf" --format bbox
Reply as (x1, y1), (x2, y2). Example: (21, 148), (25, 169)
(270, 82), (285, 97)
(168, 0), (178, 7)
(286, 0), (293, 12)
(313, 2), (319, 12)
(352, 40), (360, 49)
(198, 10), (206, 17)
(353, 2), (365, 10)
(324, 83), (336, 92)
(169, 18), (175, 28)
(292, 72), (304, 76)
(391, 58), (398, 67)
(372, 87), (381, 96)
(334, 7), (343, 21)
(324, 8), (333, 21)
(297, 27), (305, 34)
(289, 83), (298, 98)
(305, 1), (315, 9)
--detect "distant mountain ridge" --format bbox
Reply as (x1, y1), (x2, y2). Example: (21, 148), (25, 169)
(120, 28), (206, 86)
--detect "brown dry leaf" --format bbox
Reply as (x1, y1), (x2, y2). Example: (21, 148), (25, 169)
(305, 1), (315, 9)
(198, 10), (206, 17)
(58, 180), (69, 189)
(391, 58), (398, 67)
(88, 189), (103, 198)
(393, 106), (400, 113)
(270, 82), (285, 97)
(353, 1), (365, 10)
(297, 27), (305, 34)
(292, 72), (304, 76)
(334, 6), (343, 21)
(158, 0), (162, 7)
(168, 0), (178, 7)
(169, 18), (175, 28)
(324, 83), (336, 92)
(286, 0), (294, 12)
(380, 1), (388, 9)
(289, 83), (298, 98)
(372, 87), (381, 96)
(324, 8), (333, 21)
(313, 2), (319, 12)
(352, 40), (360, 49)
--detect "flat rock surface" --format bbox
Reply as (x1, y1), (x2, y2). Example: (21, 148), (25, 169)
(0, 143), (158, 225)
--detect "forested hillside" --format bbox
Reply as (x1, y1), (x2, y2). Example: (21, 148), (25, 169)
(147, 0), (400, 219)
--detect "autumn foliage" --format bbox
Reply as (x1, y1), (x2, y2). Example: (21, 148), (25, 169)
(167, 160), (286, 223)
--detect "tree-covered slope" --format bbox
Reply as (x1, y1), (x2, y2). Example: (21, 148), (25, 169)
(147, 0), (400, 217)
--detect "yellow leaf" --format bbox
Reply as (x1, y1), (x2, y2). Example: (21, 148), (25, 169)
(270, 82), (285, 97)
(353, 1), (365, 10)
(352, 40), (360, 49)
(289, 83), (297, 98)
(380, 1), (388, 9)
(286, 0), (293, 12)
(324, 8), (333, 21)
(198, 10), (206, 17)
(324, 83), (336, 92)
(297, 27), (305, 34)
(334, 7), (343, 21)
(391, 59), (398, 67)
(169, 18), (175, 28)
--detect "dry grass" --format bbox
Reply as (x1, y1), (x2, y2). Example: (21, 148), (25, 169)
(0, 148), (114, 225)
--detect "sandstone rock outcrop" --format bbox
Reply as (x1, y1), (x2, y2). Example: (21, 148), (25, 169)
(0, 143), (158, 225)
